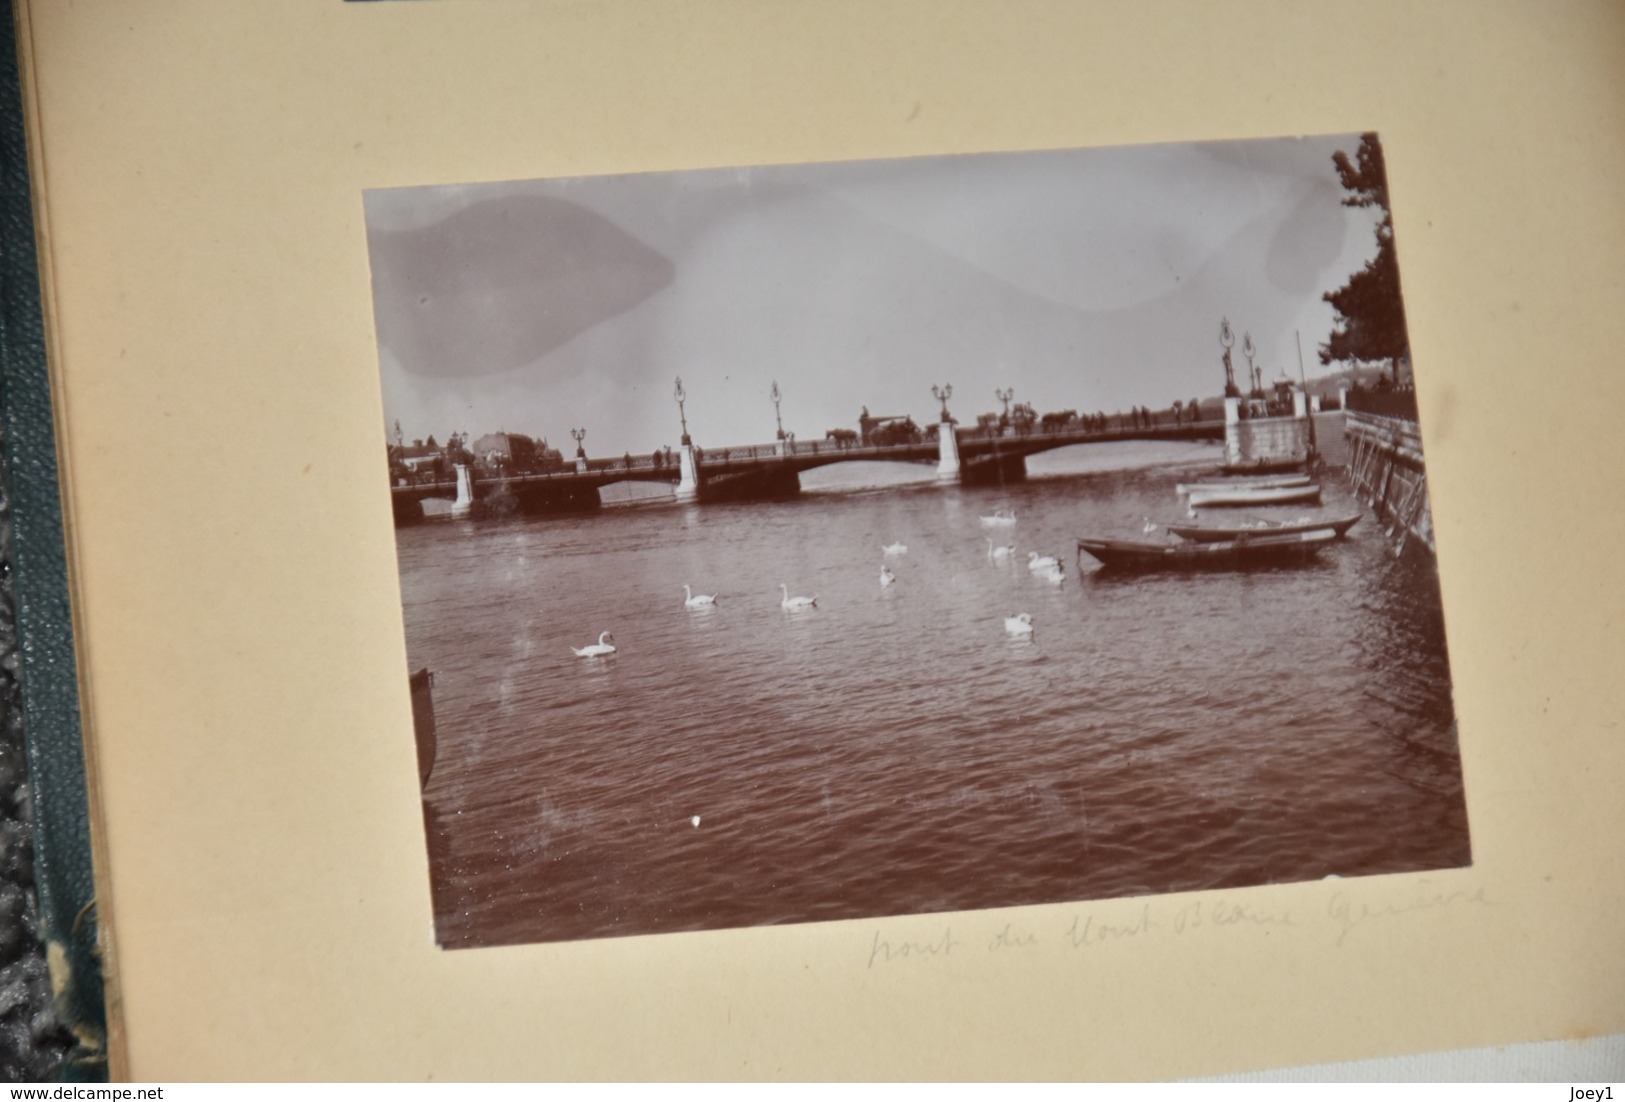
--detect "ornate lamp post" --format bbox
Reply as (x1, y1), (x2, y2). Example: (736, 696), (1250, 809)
(932, 383), (954, 421)
(1243, 331), (1262, 397)
(673, 376), (691, 446)
(1220, 318), (1240, 398)
(570, 426), (586, 459)
(770, 380), (785, 440)
(995, 386), (1014, 419)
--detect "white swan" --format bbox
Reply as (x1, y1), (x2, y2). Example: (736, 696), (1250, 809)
(1036, 562), (1066, 584)
(883, 542), (908, 556)
(779, 583), (818, 611)
(987, 539), (1015, 561)
(1004, 613), (1035, 635)
(879, 565), (896, 587)
(571, 631), (617, 658)
(1142, 517), (1159, 534)
(683, 584), (717, 609)
(980, 510), (1017, 527)
(1027, 550), (1060, 571)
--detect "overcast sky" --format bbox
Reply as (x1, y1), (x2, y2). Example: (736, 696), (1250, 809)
(364, 134), (1385, 455)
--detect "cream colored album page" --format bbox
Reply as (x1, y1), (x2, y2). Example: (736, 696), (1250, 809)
(16, 0), (1623, 1081)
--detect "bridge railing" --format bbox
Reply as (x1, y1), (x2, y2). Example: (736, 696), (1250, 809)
(581, 452), (679, 473)
(962, 411), (1214, 439)
(390, 413), (1233, 496)
(787, 437), (935, 458)
(695, 442), (788, 462)
(691, 439), (938, 462)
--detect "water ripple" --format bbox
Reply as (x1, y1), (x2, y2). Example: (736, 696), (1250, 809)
(404, 455), (1469, 947)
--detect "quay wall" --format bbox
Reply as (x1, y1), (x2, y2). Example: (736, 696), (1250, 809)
(1227, 416), (1310, 468)
(1341, 411), (1434, 555)
(1223, 394), (1312, 471)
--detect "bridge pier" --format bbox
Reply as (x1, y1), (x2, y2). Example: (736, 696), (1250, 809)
(676, 444), (699, 501)
(935, 420), (960, 480)
(1223, 393), (1311, 473)
(451, 464), (474, 517)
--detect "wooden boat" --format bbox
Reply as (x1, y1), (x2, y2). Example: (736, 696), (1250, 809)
(1165, 513), (1361, 543)
(1219, 458), (1307, 476)
(1184, 483), (1322, 508)
(1076, 528), (1339, 571)
(1175, 474), (1312, 494)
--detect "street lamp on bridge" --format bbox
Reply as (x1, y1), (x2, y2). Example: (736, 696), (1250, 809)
(995, 387), (1014, 420)
(770, 380), (785, 440)
(570, 426), (586, 459)
(1220, 317), (1240, 398)
(1243, 331), (1263, 397)
(932, 383), (954, 421)
(674, 376), (691, 446)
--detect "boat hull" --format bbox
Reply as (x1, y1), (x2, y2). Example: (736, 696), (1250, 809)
(1176, 474), (1312, 494)
(1219, 458), (1307, 476)
(1077, 529), (1339, 571)
(1165, 514), (1360, 543)
(1184, 484), (1322, 508)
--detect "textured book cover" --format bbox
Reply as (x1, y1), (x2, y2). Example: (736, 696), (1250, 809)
(0, 7), (107, 1082)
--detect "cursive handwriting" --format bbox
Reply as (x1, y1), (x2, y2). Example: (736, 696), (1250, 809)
(1329, 882), (1492, 946)
(1172, 897), (1299, 935)
(987, 922), (1039, 952)
(868, 926), (959, 968)
(863, 879), (1493, 968)
(1062, 903), (1159, 948)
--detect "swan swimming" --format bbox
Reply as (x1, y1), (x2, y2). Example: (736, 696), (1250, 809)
(1143, 517), (1159, 534)
(1027, 550), (1060, 571)
(880, 565), (896, 587)
(571, 631), (617, 658)
(883, 542), (908, 556)
(1004, 613), (1035, 635)
(980, 511), (1017, 527)
(779, 583), (818, 611)
(683, 584), (718, 609)
(1036, 562), (1066, 584)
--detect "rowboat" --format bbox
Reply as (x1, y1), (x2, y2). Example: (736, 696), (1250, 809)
(1076, 528), (1338, 571)
(1219, 458), (1307, 476)
(1164, 513), (1360, 543)
(1184, 483), (1322, 508)
(1175, 474), (1312, 495)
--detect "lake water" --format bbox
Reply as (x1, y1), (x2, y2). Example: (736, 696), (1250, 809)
(399, 438), (1469, 949)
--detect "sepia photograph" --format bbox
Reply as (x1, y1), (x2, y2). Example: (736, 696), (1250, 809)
(363, 134), (1469, 950)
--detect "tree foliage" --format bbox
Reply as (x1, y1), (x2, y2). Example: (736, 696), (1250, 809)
(1320, 133), (1410, 383)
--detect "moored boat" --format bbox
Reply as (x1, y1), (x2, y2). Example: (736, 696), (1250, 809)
(1219, 458), (1307, 476)
(1165, 513), (1360, 543)
(1184, 483), (1322, 508)
(1176, 474), (1312, 494)
(1076, 528), (1338, 571)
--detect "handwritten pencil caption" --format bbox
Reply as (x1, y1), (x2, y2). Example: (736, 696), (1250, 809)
(866, 882), (1492, 968)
